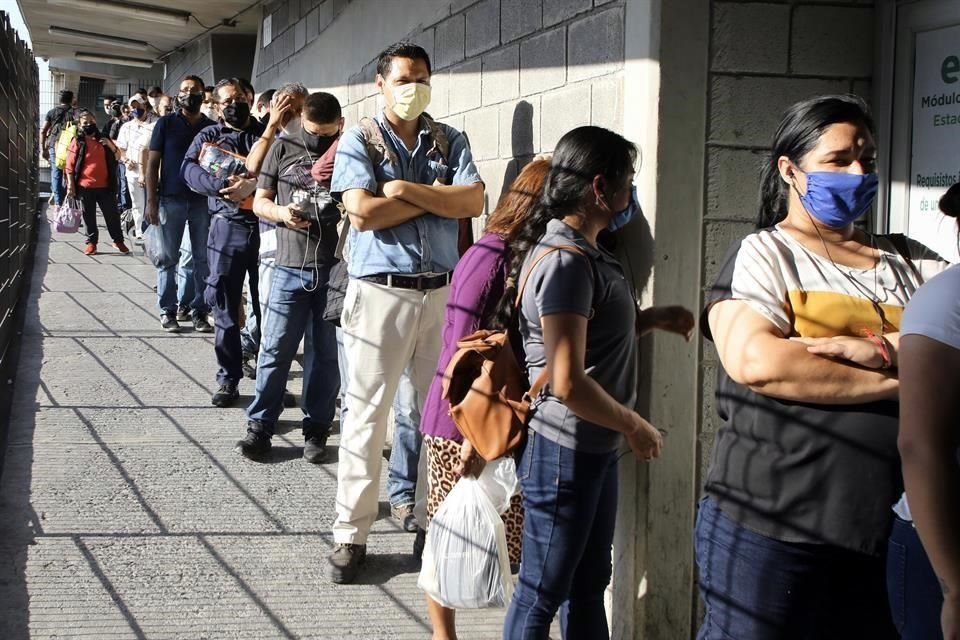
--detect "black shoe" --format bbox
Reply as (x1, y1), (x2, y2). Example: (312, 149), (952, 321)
(193, 316), (214, 333)
(303, 431), (329, 464)
(413, 527), (426, 561)
(390, 503), (419, 533)
(235, 424), (272, 460)
(160, 313), (180, 333)
(328, 543), (366, 584)
(176, 305), (191, 322)
(211, 382), (239, 407)
(241, 352), (257, 380)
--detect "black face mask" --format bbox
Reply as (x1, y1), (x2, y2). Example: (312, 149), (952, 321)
(177, 92), (203, 114)
(82, 124), (99, 136)
(222, 102), (251, 128)
(301, 125), (339, 156)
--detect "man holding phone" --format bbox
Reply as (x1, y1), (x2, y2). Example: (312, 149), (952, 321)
(235, 91), (343, 465)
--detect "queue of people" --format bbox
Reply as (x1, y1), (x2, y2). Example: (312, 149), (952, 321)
(38, 41), (958, 640)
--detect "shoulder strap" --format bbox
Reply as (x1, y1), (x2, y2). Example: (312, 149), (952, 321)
(515, 244), (589, 308)
(358, 117), (398, 166)
(514, 244), (591, 402)
(886, 233), (924, 283)
(421, 113), (450, 162)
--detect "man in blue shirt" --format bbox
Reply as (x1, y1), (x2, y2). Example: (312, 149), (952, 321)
(144, 75), (216, 333)
(181, 78), (264, 408)
(329, 42), (484, 584)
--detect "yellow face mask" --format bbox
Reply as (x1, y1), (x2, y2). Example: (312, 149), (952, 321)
(390, 82), (432, 121)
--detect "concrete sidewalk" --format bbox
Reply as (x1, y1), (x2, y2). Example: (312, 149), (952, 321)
(0, 215), (512, 639)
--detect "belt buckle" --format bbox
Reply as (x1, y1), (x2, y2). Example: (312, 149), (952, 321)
(386, 273), (395, 288)
(416, 275), (426, 290)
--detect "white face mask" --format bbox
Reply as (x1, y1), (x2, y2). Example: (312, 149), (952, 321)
(389, 82), (431, 121)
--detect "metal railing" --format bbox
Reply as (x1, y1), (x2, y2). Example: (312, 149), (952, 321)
(0, 11), (39, 367)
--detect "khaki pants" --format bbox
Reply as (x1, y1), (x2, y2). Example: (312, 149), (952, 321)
(332, 278), (448, 545)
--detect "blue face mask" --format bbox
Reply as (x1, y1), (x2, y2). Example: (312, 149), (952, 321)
(132, 108), (145, 119)
(797, 171), (879, 228)
(607, 186), (640, 232)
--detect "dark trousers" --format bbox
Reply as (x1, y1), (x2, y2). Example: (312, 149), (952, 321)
(116, 162), (131, 212)
(77, 186), (123, 245)
(503, 430), (619, 640)
(205, 215), (260, 386)
(887, 515), (945, 640)
(694, 496), (898, 640)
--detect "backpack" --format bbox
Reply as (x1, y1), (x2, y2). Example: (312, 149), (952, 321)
(323, 114), (455, 326)
(441, 244), (588, 461)
(54, 122), (77, 170)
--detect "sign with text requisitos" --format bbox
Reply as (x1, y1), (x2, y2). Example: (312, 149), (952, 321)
(909, 23), (960, 262)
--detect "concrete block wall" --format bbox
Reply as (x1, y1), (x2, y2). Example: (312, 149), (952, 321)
(257, 0), (628, 217)
(698, 0), (875, 479)
(338, 0), (628, 216)
(162, 35), (214, 95)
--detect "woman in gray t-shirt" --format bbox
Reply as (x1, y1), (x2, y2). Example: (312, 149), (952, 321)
(500, 127), (664, 640)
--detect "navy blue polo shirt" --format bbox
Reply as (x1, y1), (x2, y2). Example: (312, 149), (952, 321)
(149, 112), (216, 198)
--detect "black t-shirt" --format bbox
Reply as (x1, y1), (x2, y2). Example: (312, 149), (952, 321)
(257, 134), (337, 267)
(45, 106), (74, 147)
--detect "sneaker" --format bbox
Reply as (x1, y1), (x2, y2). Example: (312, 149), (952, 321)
(390, 503), (419, 533)
(134, 236), (145, 246)
(211, 382), (239, 407)
(235, 424), (272, 460)
(328, 543), (366, 584)
(193, 316), (214, 333)
(112, 241), (130, 254)
(413, 527), (426, 561)
(303, 432), (329, 464)
(176, 305), (191, 322)
(160, 313), (180, 333)
(84, 243), (97, 256)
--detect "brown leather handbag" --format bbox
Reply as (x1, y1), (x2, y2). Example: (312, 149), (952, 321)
(441, 245), (586, 461)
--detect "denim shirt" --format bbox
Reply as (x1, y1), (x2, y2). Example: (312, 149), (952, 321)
(330, 111), (483, 278)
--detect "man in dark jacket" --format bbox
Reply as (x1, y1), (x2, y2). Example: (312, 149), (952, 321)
(181, 78), (265, 408)
(64, 110), (129, 255)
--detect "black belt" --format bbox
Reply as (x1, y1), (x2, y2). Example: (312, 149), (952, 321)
(360, 272), (452, 291)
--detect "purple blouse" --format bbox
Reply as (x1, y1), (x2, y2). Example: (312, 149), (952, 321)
(421, 233), (510, 441)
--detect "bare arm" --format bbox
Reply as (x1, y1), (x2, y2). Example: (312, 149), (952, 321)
(708, 300), (899, 403)
(898, 334), (960, 601)
(542, 312), (662, 459)
(384, 180), (484, 219)
(39, 121), (51, 151)
(245, 94), (291, 175)
(341, 187), (426, 232)
(252, 188), (309, 228)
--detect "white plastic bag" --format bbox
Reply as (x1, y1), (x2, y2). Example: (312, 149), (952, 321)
(418, 458), (516, 609)
(142, 224), (169, 268)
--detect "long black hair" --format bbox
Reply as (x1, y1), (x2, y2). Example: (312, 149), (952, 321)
(758, 94), (875, 229)
(494, 126), (637, 328)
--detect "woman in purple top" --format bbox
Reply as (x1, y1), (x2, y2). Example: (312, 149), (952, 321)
(419, 158), (549, 638)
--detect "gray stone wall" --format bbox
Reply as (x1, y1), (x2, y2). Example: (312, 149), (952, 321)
(259, 0), (627, 215)
(698, 0), (876, 478)
(162, 36), (214, 95)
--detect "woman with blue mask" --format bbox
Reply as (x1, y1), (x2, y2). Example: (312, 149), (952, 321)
(698, 94), (949, 640)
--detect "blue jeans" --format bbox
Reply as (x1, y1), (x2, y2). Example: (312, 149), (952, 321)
(50, 156), (66, 206)
(177, 231), (195, 308)
(503, 430), (619, 640)
(387, 369), (422, 507)
(694, 496), (897, 640)
(240, 259), (274, 356)
(887, 515), (944, 640)
(156, 195), (209, 318)
(246, 264), (339, 435)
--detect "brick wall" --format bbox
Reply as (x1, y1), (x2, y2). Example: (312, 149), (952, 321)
(697, 0), (875, 476)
